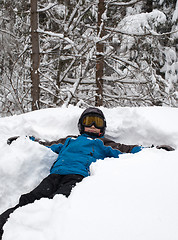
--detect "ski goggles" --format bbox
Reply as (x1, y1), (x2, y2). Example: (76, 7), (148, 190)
(82, 115), (105, 129)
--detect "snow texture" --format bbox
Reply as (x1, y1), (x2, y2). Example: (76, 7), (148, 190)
(0, 106), (178, 240)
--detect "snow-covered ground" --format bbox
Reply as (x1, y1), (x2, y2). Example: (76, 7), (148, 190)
(0, 106), (178, 240)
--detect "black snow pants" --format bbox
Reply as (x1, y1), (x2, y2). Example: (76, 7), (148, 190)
(0, 174), (84, 239)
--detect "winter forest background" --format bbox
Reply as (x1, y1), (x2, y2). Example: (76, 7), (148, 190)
(0, 0), (178, 116)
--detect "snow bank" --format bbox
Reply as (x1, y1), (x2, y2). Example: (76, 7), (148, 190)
(0, 106), (178, 240)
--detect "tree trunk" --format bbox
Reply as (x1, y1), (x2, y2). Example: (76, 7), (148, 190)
(95, 0), (105, 106)
(31, 0), (40, 110)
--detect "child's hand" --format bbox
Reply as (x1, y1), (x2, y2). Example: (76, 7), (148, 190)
(7, 136), (19, 145)
(156, 145), (175, 151)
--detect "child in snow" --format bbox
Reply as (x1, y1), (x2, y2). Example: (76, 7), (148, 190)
(0, 107), (174, 239)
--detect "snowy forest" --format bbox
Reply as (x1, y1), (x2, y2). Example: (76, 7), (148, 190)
(0, 0), (178, 116)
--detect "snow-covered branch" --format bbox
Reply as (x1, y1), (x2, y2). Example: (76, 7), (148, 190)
(108, 0), (142, 7)
(0, 29), (17, 38)
(37, 3), (58, 13)
(37, 29), (74, 45)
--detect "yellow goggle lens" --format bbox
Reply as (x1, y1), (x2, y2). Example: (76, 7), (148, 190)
(82, 116), (104, 128)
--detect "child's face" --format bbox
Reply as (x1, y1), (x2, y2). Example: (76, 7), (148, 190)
(84, 125), (101, 134)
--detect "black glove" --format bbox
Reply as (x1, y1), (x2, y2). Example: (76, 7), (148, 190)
(7, 136), (19, 145)
(156, 145), (175, 151)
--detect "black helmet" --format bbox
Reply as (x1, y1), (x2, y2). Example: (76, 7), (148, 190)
(78, 107), (107, 137)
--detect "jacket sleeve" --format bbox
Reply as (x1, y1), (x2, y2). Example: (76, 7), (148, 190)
(30, 135), (78, 154)
(101, 137), (143, 153)
(47, 143), (63, 154)
(104, 145), (123, 158)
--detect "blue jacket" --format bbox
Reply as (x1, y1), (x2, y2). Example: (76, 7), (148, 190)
(49, 134), (122, 177)
(47, 134), (142, 177)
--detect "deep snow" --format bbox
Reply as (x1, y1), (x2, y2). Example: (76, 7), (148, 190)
(0, 106), (178, 240)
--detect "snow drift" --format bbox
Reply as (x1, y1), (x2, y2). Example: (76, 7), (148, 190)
(0, 106), (178, 240)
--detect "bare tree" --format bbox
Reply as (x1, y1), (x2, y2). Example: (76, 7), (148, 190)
(31, 0), (40, 110)
(95, 0), (105, 106)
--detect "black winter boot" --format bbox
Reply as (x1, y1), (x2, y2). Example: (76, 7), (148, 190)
(0, 228), (3, 240)
(0, 204), (20, 239)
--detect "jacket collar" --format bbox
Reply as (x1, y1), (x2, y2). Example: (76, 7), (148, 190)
(81, 133), (104, 139)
